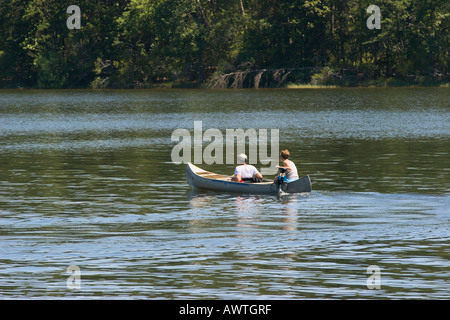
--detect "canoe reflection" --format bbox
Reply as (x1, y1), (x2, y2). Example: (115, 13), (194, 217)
(186, 190), (305, 234)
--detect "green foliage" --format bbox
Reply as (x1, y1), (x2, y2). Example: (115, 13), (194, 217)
(0, 0), (36, 87)
(0, 0), (448, 88)
(311, 67), (337, 85)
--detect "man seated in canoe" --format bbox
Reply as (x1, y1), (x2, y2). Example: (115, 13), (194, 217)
(231, 153), (264, 183)
(276, 149), (299, 183)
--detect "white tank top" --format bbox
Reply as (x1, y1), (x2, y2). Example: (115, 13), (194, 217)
(286, 160), (299, 180)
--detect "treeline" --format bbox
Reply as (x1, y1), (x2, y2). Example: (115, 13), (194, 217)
(0, 0), (448, 88)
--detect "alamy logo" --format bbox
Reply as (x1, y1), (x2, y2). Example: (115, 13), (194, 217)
(366, 5), (381, 30)
(366, 265), (381, 289)
(171, 121), (279, 175)
(66, 265), (81, 290)
(66, 5), (81, 30)
(67, 4), (381, 31)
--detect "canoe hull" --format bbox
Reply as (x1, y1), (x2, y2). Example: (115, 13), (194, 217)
(185, 163), (311, 194)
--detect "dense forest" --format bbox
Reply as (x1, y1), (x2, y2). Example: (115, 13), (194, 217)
(0, 0), (448, 88)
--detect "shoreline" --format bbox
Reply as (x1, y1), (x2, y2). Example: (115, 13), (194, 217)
(1, 84), (448, 90)
(1, 79), (448, 91)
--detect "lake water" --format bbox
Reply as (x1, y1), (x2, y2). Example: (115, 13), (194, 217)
(0, 88), (448, 299)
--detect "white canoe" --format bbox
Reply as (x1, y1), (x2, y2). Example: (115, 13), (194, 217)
(185, 163), (312, 194)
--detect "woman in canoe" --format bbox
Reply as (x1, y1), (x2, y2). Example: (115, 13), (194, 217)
(231, 153), (263, 183)
(276, 149), (299, 183)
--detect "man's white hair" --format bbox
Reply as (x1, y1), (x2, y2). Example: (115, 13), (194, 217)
(237, 153), (247, 164)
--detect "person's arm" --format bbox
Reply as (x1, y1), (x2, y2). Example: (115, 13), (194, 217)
(277, 160), (292, 171)
(231, 167), (243, 182)
(252, 166), (263, 179)
(232, 173), (242, 182)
